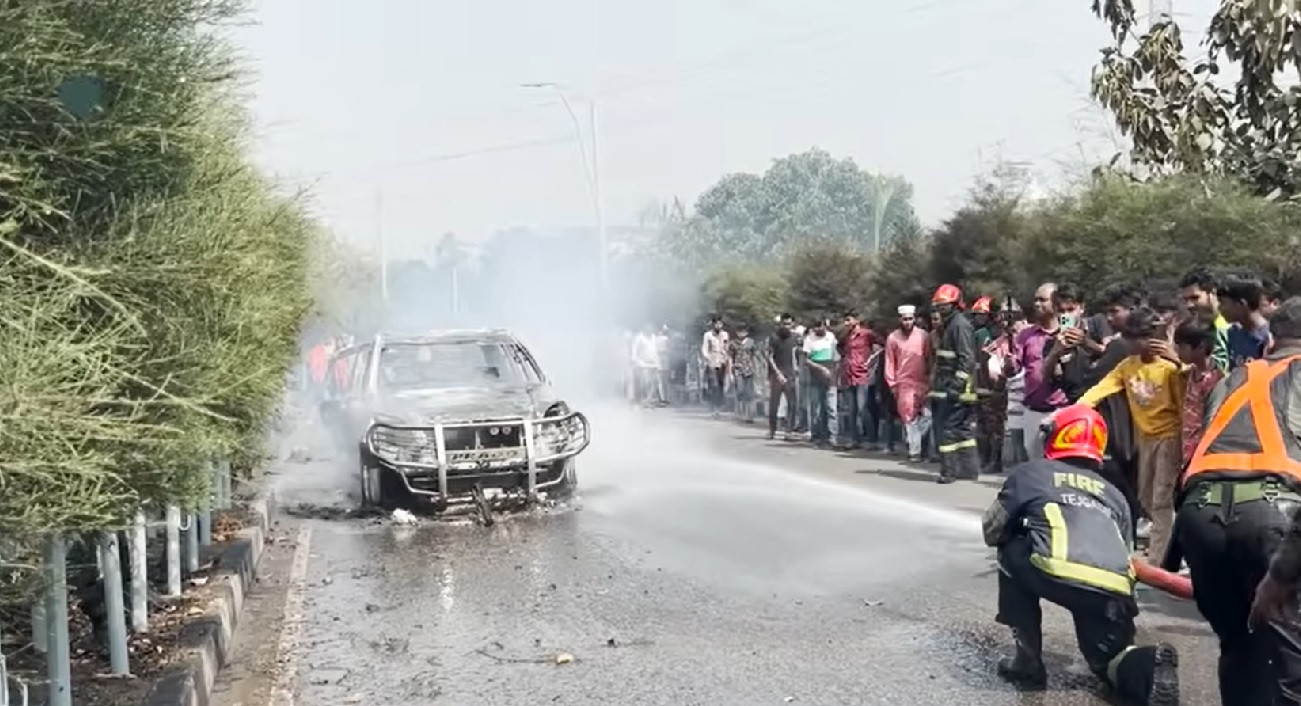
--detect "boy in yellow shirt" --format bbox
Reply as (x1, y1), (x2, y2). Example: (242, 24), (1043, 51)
(1076, 306), (1185, 562)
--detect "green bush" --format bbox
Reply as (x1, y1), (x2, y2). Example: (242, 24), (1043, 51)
(1, 0), (316, 611)
(685, 172), (1301, 327)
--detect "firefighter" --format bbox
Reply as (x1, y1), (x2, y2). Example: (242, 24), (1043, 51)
(930, 283), (981, 483)
(983, 403), (1180, 705)
(972, 296), (1008, 474)
(1171, 296), (1301, 706)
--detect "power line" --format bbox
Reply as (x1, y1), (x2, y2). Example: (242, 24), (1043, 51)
(359, 133), (580, 173)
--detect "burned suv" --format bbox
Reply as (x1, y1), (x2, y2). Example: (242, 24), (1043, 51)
(320, 329), (590, 511)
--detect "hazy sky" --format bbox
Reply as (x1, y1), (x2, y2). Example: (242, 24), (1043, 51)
(236, 0), (1217, 258)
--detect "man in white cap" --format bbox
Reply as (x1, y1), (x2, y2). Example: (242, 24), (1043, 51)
(884, 304), (933, 461)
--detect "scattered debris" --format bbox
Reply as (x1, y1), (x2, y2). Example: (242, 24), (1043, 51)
(862, 599), (884, 607)
(555, 652), (574, 665)
(606, 638), (618, 648)
(391, 508), (418, 525)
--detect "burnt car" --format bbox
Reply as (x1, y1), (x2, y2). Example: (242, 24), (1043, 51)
(319, 329), (590, 511)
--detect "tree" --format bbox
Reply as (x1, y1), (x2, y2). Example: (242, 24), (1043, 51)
(1017, 173), (1301, 291)
(699, 264), (788, 331)
(1089, 0), (1301, 196)
(433, 231), (470, 271)
(783, 241), (875, 321)
(866, 222), (933, 320)
(928, 164), (1031, 299)
(662, 148), (919, 271)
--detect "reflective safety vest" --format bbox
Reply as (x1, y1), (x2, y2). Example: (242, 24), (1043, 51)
(1182, 354), (1301, 489)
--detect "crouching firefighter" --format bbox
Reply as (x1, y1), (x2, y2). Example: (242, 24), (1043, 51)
(982, 403), (1180, 705)
(930, 283), (981, 483)
(1170, 297), (1301, 706)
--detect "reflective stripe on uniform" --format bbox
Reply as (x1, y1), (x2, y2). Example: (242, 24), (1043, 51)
(938, 439), (977, 453)
(936, 349), (956, 359)
(1030, 502), (1135, 596)
(928, 391), (947, 399)
(954, 370), (970, 380)
(1107, 645), (1138, 686)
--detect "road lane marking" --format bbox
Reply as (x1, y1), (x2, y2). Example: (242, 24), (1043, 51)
(269, 524), (313, 706)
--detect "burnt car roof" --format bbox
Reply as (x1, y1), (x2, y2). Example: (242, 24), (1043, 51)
(379, 329), (520, 346)
(333, 330), (522, 356)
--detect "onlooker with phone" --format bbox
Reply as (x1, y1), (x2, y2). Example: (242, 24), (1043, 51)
(1075, 306), (1186, 563)
(1010, 282), (1069, 459)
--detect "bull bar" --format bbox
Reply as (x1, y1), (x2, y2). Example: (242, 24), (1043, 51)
(364, 411), (590, 502)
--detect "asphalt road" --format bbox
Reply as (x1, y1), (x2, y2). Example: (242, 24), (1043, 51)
(212, 405), (1220, 706)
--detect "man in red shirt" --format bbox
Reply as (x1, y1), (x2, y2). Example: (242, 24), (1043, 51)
(836, 309), (879, 450)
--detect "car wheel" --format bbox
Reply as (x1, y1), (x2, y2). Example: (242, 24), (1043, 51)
(360, 463), (384, 508)
(552, 459), (578, 501)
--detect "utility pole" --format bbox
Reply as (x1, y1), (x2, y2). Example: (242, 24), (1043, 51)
(589, 97), (609, 291)
(375, 188), (389, 304)
(520, 82), (608, 293)
(1149, 0), (1172, 27)
(450, 266), (460, 318)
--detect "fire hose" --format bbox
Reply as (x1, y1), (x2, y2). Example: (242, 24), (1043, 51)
(1132, 557), (1194, 600)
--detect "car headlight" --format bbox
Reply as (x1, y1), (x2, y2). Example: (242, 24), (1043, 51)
(534, 413), (589, 458)
(368, 425), (438, 465)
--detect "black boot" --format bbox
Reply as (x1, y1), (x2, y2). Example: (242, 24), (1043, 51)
(997, 628), (1047, 687)
(956, 444), (981, 480)
(1109, 643), (1179, 706)
(988, 436), (1005, 474)
(936, 453), (956, 484)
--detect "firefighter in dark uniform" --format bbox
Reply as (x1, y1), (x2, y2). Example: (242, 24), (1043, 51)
(1171, 296), (1301, 706)
(972, 295), (1008, 474)
(930, 283), (981, 483)
(983, 403), (1180, 704)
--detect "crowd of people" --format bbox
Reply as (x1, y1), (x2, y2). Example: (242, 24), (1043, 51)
(622, 267), (1301, 706)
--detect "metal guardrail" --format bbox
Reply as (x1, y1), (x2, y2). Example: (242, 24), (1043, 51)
(0, 460), (233, 706)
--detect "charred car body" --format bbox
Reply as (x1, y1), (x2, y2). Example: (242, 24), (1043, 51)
(320, 329), (590, 511)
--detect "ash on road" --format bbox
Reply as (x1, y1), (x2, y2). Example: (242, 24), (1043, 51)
(213, 406), (1219, 706)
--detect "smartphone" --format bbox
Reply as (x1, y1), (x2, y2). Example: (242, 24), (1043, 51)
(1058, 313), (1078, 329)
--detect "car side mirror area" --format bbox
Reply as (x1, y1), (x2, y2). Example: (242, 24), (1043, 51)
(545, 401), (570, 417)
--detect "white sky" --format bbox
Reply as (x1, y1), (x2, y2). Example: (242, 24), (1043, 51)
(236, 0), (1219, 258)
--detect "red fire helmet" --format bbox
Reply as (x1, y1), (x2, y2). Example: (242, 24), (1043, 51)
(971, 296), (993, 314)
(932, 283), (963, 305)
(1043, 404), (1108, 464)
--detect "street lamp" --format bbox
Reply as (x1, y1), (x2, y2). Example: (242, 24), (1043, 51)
(521, 82), (608, 291)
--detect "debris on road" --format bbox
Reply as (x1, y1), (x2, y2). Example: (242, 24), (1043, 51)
(555, 652), (574, 665)
(391, 508), (418, 525)
(862, 599), (884, 607)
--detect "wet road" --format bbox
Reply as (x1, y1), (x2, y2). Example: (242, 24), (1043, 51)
(217, 406), (1220, 706)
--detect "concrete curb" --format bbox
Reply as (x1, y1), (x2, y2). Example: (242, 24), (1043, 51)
(142, 487), (278, 706)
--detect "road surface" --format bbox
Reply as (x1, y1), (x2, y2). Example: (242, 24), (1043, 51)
(212, 405), (1219, 706)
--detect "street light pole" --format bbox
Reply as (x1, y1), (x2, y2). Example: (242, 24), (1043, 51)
(521, 82), (608, 291)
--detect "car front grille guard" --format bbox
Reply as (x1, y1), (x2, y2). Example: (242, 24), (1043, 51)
(364, 411), (590, 500)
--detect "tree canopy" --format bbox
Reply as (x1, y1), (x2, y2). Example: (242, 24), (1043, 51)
(1089, 0), (1301, 197)
(661, 148), (919, 270)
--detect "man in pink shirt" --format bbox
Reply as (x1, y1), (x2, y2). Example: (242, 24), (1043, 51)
(1010, 283), (1069, 459)
(885, 305), (932, 461)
